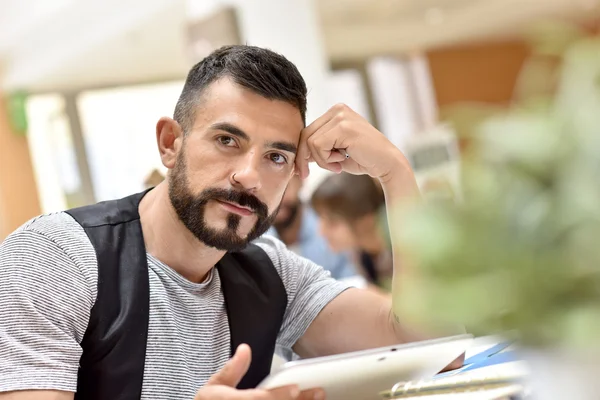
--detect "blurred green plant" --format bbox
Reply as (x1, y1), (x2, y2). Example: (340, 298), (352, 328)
(396, 21), (600, 349)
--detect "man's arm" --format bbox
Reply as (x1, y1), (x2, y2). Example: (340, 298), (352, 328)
(0, 217), (96, 397)
(292, 288), (414, 358)
(294, 104), (464, 368)
(293, 164), (431, 357)
(294, 161), (464, 367)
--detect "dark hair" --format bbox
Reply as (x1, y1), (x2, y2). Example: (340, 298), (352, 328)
(174, 45), (307, 132)
(311, 173), (385, 221)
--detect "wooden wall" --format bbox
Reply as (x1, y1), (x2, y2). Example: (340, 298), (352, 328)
(427, 40), (530, 107)
(0, 97), (41, 240)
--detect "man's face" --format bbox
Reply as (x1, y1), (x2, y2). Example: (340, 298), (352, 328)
(273, 175), (302, 230)
(168, 78), (303, 251)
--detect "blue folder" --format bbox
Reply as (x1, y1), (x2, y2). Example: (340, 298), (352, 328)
(435, 341), (517, 378)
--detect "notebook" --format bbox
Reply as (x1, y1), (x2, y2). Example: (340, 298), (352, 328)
(379, 340), (529, 399)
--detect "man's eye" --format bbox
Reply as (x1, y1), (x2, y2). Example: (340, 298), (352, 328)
(217, 136), (236, 147)
(270, 153), (287, 165)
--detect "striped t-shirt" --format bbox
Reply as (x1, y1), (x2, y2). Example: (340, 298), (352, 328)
(0, 212), (349, 399)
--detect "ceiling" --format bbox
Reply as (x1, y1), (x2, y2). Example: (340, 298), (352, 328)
(318, 0), (600, 61)
(0, 0), (189, 92)
(0, 0), (598, 92)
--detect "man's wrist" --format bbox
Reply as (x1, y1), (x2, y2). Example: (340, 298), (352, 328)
(380, 177), (420, 212)
(378, 148), (410, 182)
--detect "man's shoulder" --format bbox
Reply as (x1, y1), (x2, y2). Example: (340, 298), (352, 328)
(12, 212), (91, 248)
(18, 211), (82, 230)
(3, 212), (98, 280)
(0, 215), (98, 392)
(252, 234), (307, 274)
(251, 234), (330, 281)
(252, 234), (288, 263)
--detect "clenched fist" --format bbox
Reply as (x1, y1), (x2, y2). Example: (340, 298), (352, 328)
(296, 104), (410, 182)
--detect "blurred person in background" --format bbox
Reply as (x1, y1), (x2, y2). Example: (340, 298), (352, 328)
(266, 175), (364, 284)
(311, 173), (393, 291)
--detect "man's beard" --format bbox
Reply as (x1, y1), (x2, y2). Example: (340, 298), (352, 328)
(273, 201), (300, 231)
(168, 154), (278, 251)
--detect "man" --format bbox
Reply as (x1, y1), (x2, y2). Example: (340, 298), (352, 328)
(0, 45), (460, 400)
(267, 175), (360, 282)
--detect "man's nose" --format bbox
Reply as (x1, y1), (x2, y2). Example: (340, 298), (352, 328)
(230, 151), (262, 192)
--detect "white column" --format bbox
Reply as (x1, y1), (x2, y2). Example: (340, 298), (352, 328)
(367, 54), (439, 152)
(327, 69), (372, 124)
(367, 57), (418, 153)
(229, 0), (332, 123)
(407, 53), (439, 131)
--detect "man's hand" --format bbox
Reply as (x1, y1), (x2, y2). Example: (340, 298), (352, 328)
(195, 344), (324, 400)
(296, 104), (410, 182)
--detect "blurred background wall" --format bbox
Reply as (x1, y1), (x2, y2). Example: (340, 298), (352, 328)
(428, 41), (529, 106)
(0, 0), (598, 240)
(0, 96), (40, 238)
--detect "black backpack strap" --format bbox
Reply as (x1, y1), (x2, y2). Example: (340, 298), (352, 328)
(218, 244), (287, 389)
(66, 191), (150, 400)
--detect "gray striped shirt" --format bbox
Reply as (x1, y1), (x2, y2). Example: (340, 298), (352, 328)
(0, 212), (349, 399)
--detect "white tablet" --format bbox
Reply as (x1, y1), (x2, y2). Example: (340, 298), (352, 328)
(259, 334), (473, 400)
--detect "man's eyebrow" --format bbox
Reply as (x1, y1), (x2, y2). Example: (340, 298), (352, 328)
(210, 122), (250, 141)
(268, 141), (297, 154)
(211, 122), (297, 154)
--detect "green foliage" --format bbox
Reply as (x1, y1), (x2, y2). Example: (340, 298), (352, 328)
(396, 23), (600, 348)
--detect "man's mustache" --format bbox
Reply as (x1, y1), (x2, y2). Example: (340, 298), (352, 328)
(199, 188), (269, 217)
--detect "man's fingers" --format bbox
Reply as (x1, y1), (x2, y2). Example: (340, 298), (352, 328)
(304, 120), (348, 175)
(270, 387), (325, 400)
(267, 385), (301, 400)
(207, 344), (252, 387)
(295, 151), (310, 180)
(196, 385), (325, 400)
(302, 106), (339, 139)
(327, 150), (347, 163)
(297, 106), (341, 179)
(195, 385), (242, 400)
(297, 388), (326, 400)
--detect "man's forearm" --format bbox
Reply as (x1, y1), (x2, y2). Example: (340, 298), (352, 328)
(379, 163), (466, 371)
(377, 151), (433, 343)
(378, 151), (465, 338)
(378, 149), (421, 315)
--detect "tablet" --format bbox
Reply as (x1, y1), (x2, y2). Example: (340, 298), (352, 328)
(259, 334), (473, 400)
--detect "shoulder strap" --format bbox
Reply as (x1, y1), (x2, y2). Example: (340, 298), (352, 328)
(218, 243), (287, 389)
(66, 191), (150, 400)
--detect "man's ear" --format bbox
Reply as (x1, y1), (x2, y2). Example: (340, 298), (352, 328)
(156, 117), (183, 169)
